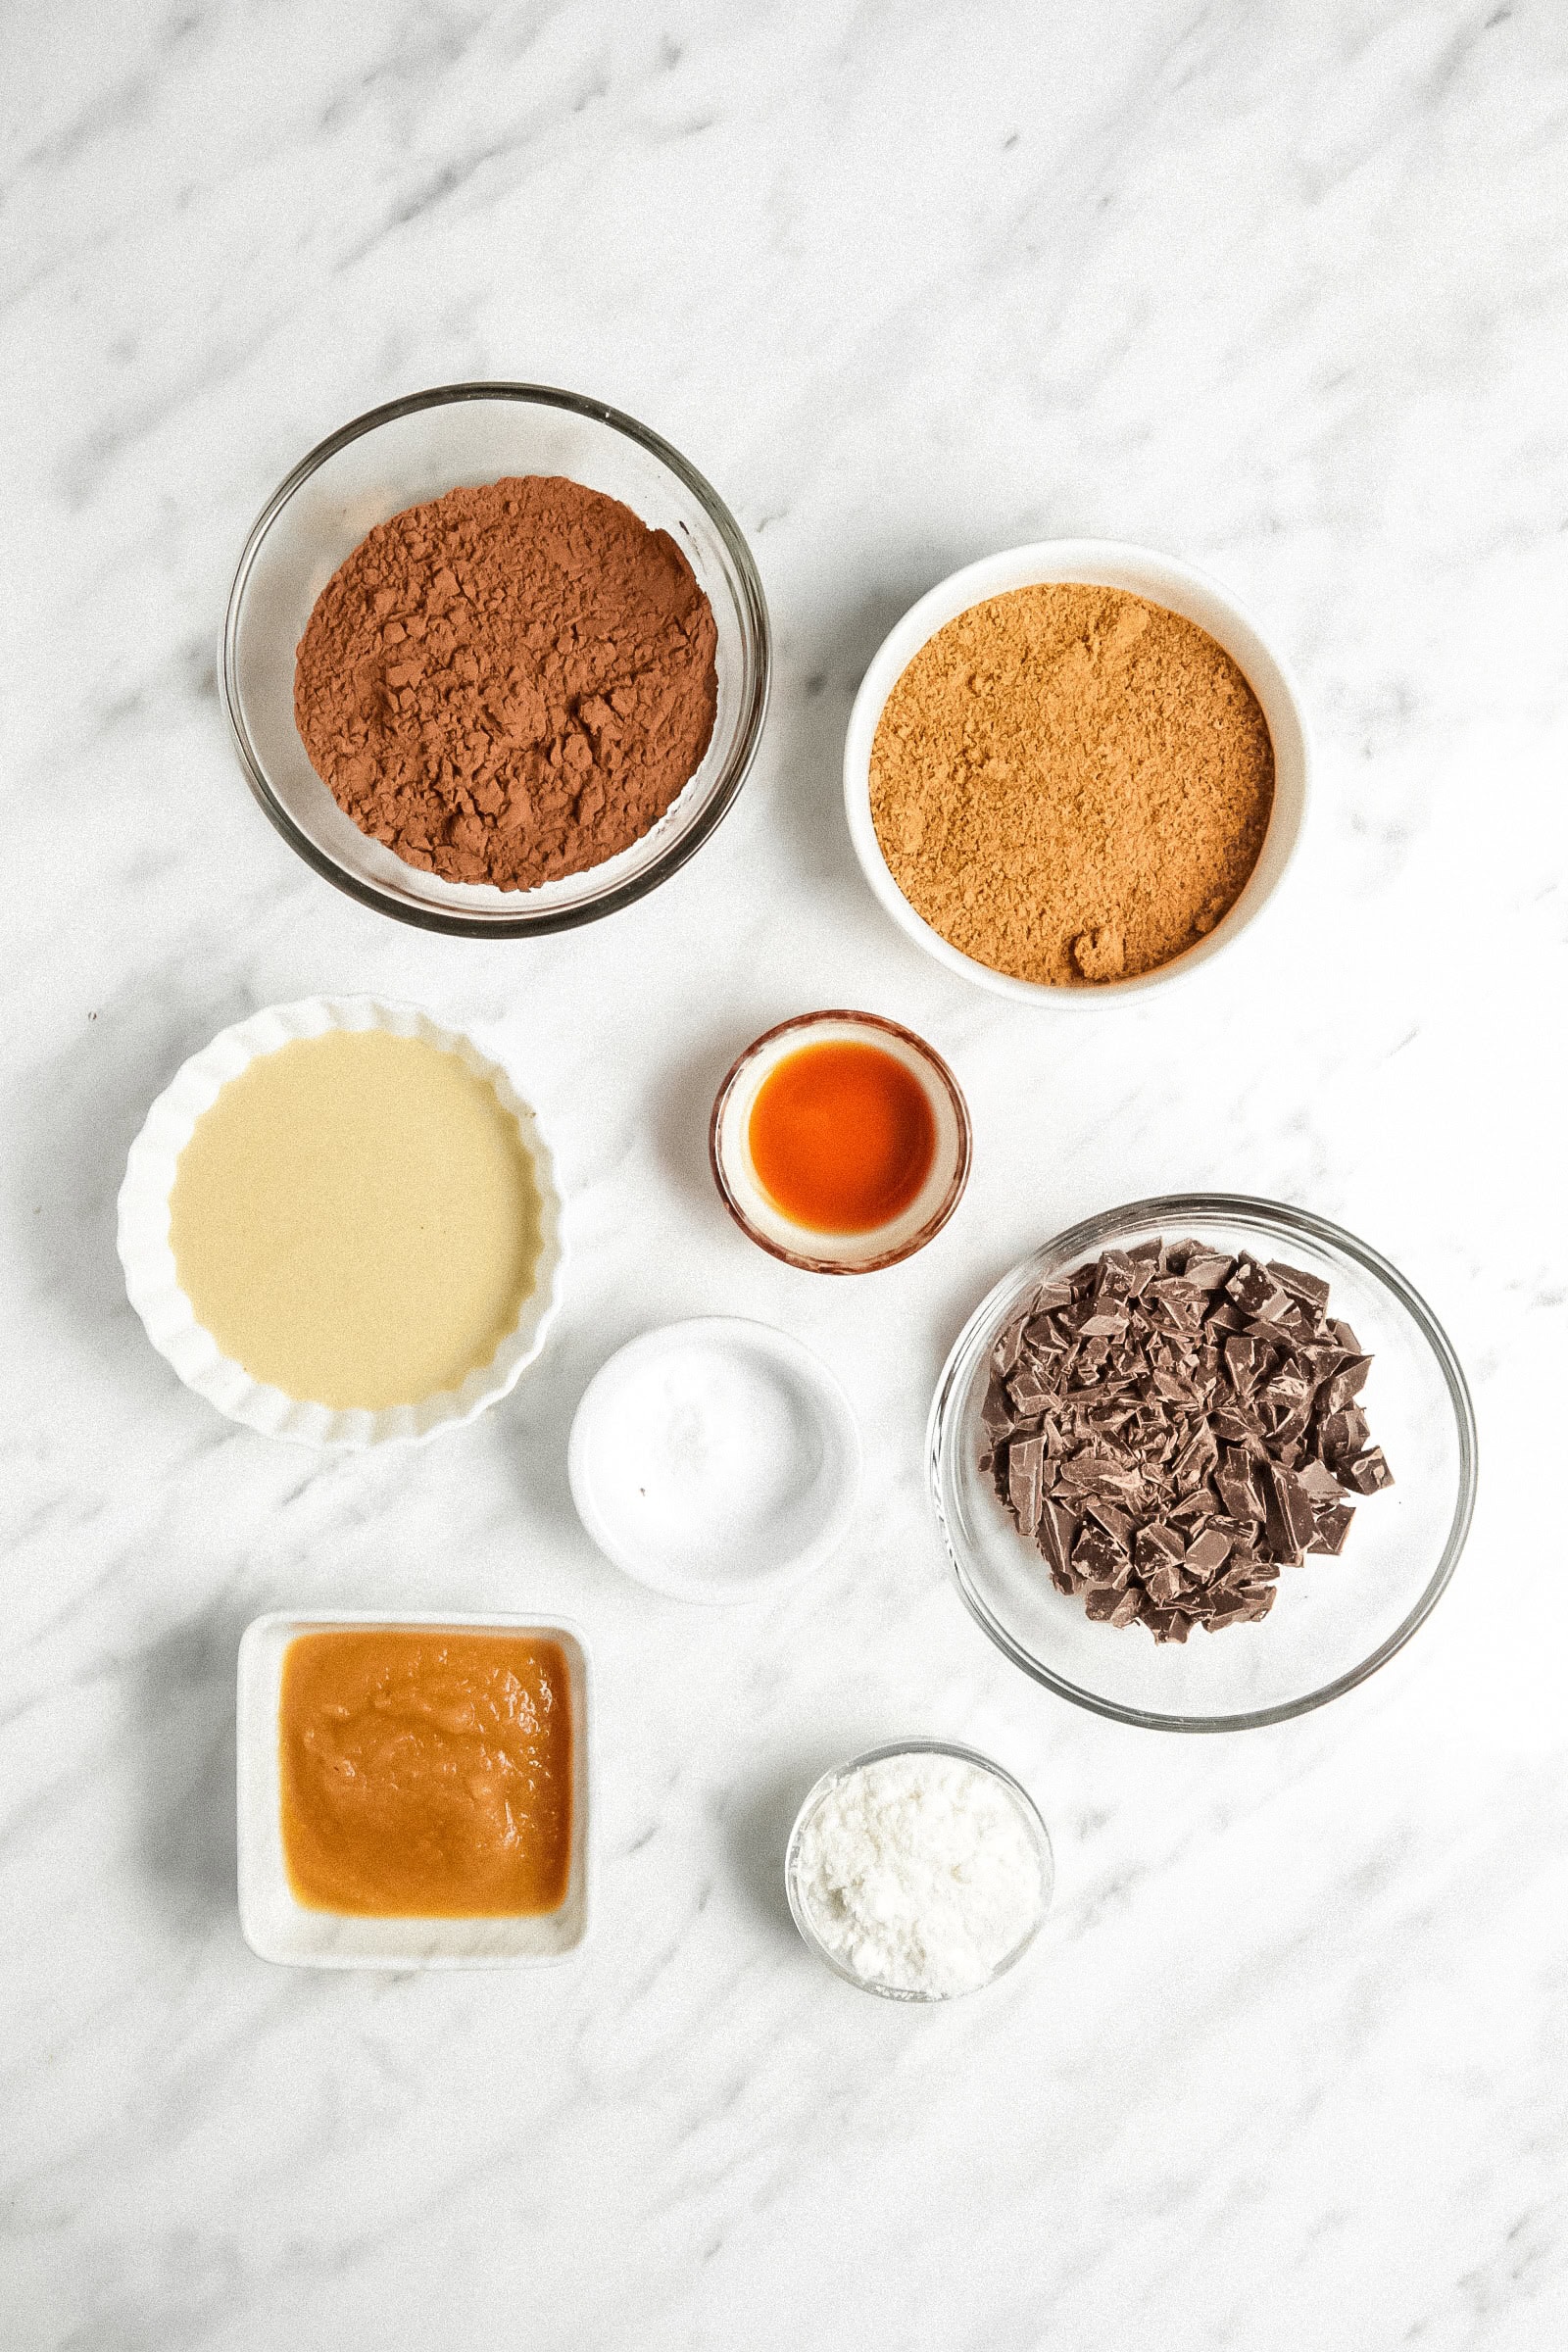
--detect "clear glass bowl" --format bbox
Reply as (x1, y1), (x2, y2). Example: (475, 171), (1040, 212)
(785, 1731), (1053, 2003)
(220, 383), (771, 936)
(928, 1195), (1477, 1732)
(784, 1739), (1054, 2002)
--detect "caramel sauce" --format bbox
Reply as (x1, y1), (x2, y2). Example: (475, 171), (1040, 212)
(278, 1629), (572, 1918)
(748, 1039), (937, 1235)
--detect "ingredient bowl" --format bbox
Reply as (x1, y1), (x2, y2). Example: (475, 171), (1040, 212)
(785, 1739), (1054, 2001)
(568, 1317), (860, 1602)
(709, 1010), (971, 1272)
(221, 382), (770, 935)
(118, 996), (564, 1447)
(236, 1610), (591, 1968)
(843, 540), (1309, 1004)
(929, 1194), (1476, 1731)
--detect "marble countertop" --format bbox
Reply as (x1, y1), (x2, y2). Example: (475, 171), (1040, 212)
(5, 2), (1564, 2344)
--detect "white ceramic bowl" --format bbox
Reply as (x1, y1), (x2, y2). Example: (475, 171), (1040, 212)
(843, 539), (1311, 1004)
(118, 996), (564, 1447)
(567, 1317), (861, 1602)
(236, 1610), (591, 1968)
(708, 1009), (972, 1274)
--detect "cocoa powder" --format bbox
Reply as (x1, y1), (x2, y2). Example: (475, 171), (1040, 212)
(294, 475), (718, 891)
(869, 584), (1274, 985)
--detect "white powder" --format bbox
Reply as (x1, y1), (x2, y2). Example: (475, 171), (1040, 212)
(794, 1751), (1046, 1998)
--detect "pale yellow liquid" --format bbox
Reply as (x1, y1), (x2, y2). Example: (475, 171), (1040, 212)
(169, 1030), (542, 1410)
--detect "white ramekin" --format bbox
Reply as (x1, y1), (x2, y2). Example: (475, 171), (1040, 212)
(843, 540), (1311, 1005)
(117, 996), (564, 1447)
(236, 1609), (591, 1968)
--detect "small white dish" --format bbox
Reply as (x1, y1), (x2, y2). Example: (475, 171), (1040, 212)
(843, 539), (1311, 1005)
(567, 1317), (860, 1602)
(236, 1610), (591, 1969)
(117, 996), (564, 1447)
(708, 1009), (971, 1274)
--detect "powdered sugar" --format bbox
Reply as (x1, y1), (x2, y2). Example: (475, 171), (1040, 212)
(792, 1749), (1048, 1999)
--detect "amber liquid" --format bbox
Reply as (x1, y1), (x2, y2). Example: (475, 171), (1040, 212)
(747, 1039), (937, 1234)
(278, 1629), (572, 1918)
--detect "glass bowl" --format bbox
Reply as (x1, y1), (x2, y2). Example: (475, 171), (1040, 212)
(784, 1739), (1054, 2002)
(709, 1010), (972, 1273)
(220, 383), (771, 936)
(928, 1195), (1477, 1732)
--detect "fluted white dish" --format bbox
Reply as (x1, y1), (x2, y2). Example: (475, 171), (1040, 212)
(117, 996), (564, 1447)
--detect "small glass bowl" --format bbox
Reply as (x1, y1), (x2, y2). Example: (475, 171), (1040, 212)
(709, 1010), (972, 1273)
(220, 383), (771, 936)
(784, 1739), (1054, 2002)
(928, 1194), (1478, 1733)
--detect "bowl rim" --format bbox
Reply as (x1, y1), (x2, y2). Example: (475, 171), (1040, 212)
(784, 1737), (1054, 2001)
(220, 379), (772, 938)
(842, 537), (1311, 1005)
(927, 1191), (1479, 1733)
(565, 1313), (863, 1602)
(708, 1008), (973, 1273)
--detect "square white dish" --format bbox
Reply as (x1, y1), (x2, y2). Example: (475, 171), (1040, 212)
(236, 1609), (591, 1968)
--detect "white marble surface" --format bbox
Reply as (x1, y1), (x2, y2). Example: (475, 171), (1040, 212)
(3, 1), (1564, 2343)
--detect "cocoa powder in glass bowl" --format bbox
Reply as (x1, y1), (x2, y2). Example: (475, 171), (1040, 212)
(220, 384), (770, 938)
(294, 474), (718, 892)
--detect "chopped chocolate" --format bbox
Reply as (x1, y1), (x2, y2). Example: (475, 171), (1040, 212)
(1184, 1526), (1233, 1580)
(1264, 1462), (1316, 1562)
(1322, 1355), (1374, 1413)
(1296, 1457), (1348, 1506)
(1073, 1524), (1133, 1588)
(996, 1316), (1028, 1376)
(1308, 1502), (1355, 1555)
(985, 1235), (1395, 1641)
(1037, 1498), (1078, 1583)
(1316, 1404), (1370, 1465)
(1343, 1446), (1395, 1495)
(1006, 1432), (1045, 1535)
(1267, 1259), (1332, 1312)
(1085, 1497), (1135, 1548)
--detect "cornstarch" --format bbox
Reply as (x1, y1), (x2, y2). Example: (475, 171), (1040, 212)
(795, 1751), (1045, 1997)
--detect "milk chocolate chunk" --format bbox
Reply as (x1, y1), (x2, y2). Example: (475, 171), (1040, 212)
(985, 1239), (1394, 1642)
(1006, 1432), (1046, 1534)
(995, 1315), (1028, 1376)
(1268, 1260), (1332, 1312)
(1344, 1446), (1395, 1495)
(1316, 1405), (1370, 1464)
(1296, 1457), (1348, 1505)
(1322, 1356), (1375, 1413)
(1142, 1558), (1186, 1606)
(1074, 1524), (1133, 1587)
(1184, 1526), (1233, 1579)
(1180, 1251), (1235, 1292)
(1308, 1502), (1355, 1555)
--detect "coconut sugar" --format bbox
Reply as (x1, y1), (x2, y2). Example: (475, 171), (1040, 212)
(868, 583), (1274, 986)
